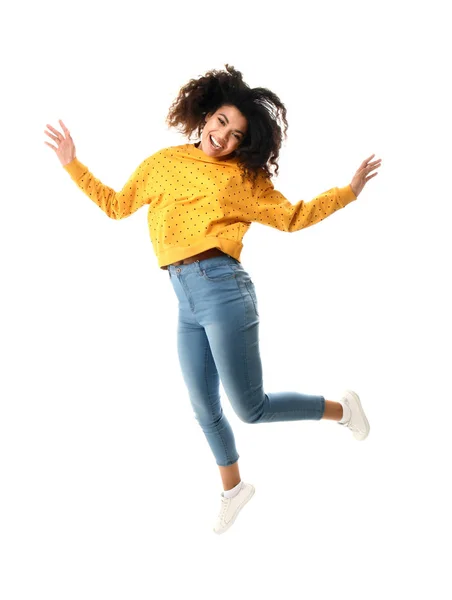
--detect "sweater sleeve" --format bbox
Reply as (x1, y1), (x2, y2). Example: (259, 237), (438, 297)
(250, 175), (357, 232)
(62, 157), (152, 219)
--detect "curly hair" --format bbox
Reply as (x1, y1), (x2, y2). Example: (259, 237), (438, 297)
(166, 64), (288, 184)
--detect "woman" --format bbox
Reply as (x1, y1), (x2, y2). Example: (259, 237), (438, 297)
(44, 64), (381, 535)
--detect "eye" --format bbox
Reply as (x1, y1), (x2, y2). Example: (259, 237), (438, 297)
(218, 118), (225, 125)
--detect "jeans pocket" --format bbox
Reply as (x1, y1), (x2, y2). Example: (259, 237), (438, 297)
(244, 278), (259, 317)
(201, 263), (237, 281)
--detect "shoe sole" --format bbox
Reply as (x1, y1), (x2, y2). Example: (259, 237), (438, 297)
(213, 485), (255, 535)
(345, 390), (370, 440)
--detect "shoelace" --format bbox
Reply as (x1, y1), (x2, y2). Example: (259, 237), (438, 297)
(218, 496), (230, 521)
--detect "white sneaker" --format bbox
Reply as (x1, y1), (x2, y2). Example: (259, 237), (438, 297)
(339, 390), (370, 440)
(213, 482), (255, 534)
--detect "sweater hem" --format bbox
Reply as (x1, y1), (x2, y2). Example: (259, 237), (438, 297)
(159, 238), (244, 270)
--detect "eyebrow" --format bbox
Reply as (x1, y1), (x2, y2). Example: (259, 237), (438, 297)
(219, 113), (246, 137)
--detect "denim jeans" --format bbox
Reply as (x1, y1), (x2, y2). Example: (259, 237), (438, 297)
(168, 254), (325, 467)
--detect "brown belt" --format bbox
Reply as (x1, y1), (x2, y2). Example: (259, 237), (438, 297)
(168, 247), (227, 267)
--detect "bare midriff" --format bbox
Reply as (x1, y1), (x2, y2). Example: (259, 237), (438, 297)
(164, 247), (227, 269)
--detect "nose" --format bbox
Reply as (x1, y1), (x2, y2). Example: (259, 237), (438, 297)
(216, 133), (227, 146)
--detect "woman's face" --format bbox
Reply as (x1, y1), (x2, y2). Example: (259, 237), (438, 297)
(199, 105), (248, 159)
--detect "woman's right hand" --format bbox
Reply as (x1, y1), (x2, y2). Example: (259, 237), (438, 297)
(44, 119), (76, 167)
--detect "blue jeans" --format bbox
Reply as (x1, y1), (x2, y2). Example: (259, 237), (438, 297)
(168, 255), (325, 467)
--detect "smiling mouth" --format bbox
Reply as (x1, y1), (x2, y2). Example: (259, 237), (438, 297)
(209, 135), (223, 150)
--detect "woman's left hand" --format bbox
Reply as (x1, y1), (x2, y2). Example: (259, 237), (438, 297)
(350, 154), (382, 197)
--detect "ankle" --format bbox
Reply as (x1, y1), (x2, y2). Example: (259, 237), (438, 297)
(322, 400), (344, 421)
(223, 481), (243, 499)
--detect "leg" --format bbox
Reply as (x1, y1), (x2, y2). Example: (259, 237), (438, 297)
(176, 308), (240, 468)
(201, 264), (326, 424)
(218, 460), (241, 491)
(169, 267), (240, 469)
(322, 400), (344, 421)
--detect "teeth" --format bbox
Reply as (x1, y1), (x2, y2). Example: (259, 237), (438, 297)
(210, 135), (221, 149)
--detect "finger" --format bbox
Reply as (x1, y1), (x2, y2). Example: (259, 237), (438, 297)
(46, 124), (63, 137)
(361, 160), (381, 173)
(44, 130), (60, 142)
(59, 120), (71, 136)
(365, 172), (378, 182)
(44, 141), (57, 151)
(359, 154), (375, 168)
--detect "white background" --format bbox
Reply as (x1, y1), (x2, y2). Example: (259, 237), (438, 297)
(1, 0), (451, 598)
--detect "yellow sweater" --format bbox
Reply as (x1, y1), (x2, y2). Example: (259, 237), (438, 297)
(63, 142), (357, 270)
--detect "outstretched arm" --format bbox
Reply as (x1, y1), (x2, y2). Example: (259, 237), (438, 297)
(247, 154), (382, 233)
(62, 156), (152, 220)
(45, 120), (152, 219)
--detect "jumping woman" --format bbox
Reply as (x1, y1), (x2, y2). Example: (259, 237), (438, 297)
(44, 64), (381, 535)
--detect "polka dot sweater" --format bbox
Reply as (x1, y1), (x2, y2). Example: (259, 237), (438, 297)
(63, 143), (357, 270)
